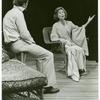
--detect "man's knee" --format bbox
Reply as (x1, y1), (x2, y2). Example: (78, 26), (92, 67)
(46, 51), (54, 59)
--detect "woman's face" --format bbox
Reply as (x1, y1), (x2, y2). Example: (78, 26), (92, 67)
(57, 9), (65, 20)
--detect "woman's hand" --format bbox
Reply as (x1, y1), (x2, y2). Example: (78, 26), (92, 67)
(83, 15), (95, 28)
(59, 39), (71, 46)
(87, 15), (95, 24)
(63, 40), (72, 46)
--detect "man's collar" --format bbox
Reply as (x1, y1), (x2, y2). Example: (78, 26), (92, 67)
(14, 5), (25, 12)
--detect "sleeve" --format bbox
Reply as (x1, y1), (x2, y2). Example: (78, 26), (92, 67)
(16, 12), (35, 43)
(69, 21), (79, 30)
(50, 24), (59, 41)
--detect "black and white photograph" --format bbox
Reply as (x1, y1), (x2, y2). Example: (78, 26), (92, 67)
(2, 0), (98, 100)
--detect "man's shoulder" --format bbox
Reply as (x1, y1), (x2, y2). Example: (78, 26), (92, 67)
(12, 8), (23, 15)
(5, 8), (22, 18)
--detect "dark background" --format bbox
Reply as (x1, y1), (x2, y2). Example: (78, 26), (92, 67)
(2, 0), (98, 61)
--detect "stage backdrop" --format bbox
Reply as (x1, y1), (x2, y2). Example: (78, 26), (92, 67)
(2, 0), (98, 61)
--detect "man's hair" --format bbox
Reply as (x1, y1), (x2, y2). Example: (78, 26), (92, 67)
(13, 0), (29, 6)
(53, 7), (67, 21)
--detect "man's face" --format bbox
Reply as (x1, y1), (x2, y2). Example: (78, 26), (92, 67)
(25, 0), (29, 9)
(23, 0), (29, 9)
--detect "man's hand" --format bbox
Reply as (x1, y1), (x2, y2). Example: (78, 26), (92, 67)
(23, 40), (36, 45)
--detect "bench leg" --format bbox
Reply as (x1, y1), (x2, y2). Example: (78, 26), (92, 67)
(31, 87), (44, 100)
(36, 88), (43, 100)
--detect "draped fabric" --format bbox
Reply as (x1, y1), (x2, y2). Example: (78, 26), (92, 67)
(72, 26), (89, 56)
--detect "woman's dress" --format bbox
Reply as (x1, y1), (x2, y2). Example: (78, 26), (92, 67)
(51, 21), (88, 81)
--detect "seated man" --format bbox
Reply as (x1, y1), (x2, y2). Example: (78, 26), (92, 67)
(3, 0), (59, 93)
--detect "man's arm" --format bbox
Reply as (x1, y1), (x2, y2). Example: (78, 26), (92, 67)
(16, 12), (35, 44)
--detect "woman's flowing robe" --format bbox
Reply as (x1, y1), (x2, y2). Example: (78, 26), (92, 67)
(51, 21), (89, 81)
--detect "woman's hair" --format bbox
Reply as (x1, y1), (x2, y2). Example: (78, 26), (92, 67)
(13, 0), (29, 6)
(53, 7), (67, 20)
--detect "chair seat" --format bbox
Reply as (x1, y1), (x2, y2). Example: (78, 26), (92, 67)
(2, 59), (47, 93)
(42, 27), (68, 74)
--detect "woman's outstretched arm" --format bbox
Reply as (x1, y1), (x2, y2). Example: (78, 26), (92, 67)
(83, 15), (95, 28)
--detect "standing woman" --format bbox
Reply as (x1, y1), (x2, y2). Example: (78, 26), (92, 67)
(51, 7), (95, 82)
